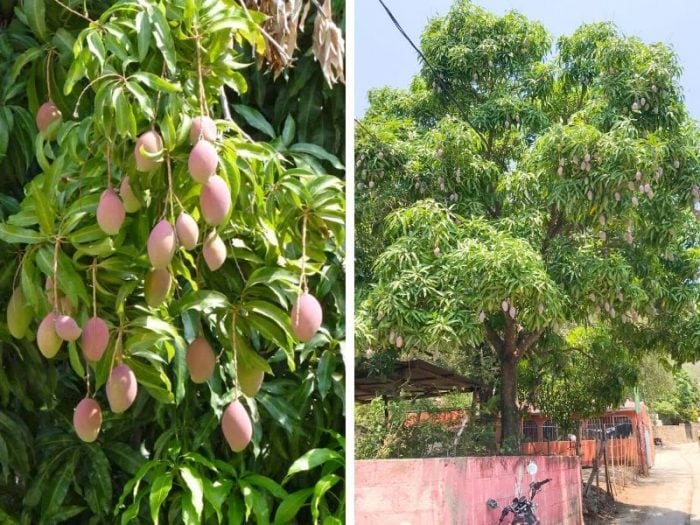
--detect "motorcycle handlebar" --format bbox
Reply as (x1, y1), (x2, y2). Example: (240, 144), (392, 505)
(531, 478), (552, 490)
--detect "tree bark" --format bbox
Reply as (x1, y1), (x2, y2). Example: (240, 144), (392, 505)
(500, 351), (520, 451)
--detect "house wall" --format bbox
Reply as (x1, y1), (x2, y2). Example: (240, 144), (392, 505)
(653, 423), (700, 444)
(355, 455), (583, 525)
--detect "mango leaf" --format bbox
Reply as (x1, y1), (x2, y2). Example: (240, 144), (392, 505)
(23, 0), (47, 41)
(130, 72), (181, 93)
(240, 481), (270, 525)
(149, 470), (173, 525)
(172, 290), (230, 313)
(85, 446), (112, 514)
(285, 449), (342, 480)
(290, 143), (344, 170)
(104, 442), (145, 476)
(179, 466), (204, 521)
(123, 358), (174, 404)
(44, 449), (78, 515)
(135, 11), (151, 61)
(273, 488), (313, 525)
(9, 47), (44, 83)
(202, 479), (233, 522)
(148, 5), (176, 74)
(233, 105), (276, 138)
(0, 224), (46, 244)
(311, 473), (341, 522)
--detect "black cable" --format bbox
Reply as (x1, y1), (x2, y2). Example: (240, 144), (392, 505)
(376, 0), (486, 145)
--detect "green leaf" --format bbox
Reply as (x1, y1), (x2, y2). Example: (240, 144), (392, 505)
(0, 224), (46, 244)
(243, 474), (287, 500)
(23, 0), (48, 41)
(290, 143), (344, 170)
(312, 474), (341, 522)
(316, 350), (336, 400)
(87, 446), (113, 513)
(281, 115), (296, 146)
(0, 109), (8, 162)
(148, 5), (176, 74)
(273, 488), (313, 525)
(126, 81), (154, 120)
(240, 482), (270, 525)
(149, 470), (173, 525)
(130, 72), (181, 93)
(44, 450), (78, 514)
(285, 449), (342, 479)
(44, 506), (86, 522)
(172, 290), (230, 313)
(104, 442), (145, 476)
(31, 181), (55, 235)
(256, 391), (298, 434)
(179, 465), (204, 520)
(202, 479), (233, 521)
(57, 249), (90, 305)
(233, 105), (276, 138)
(135, 10), (151, 61)
(86, 31), (106, 68)
(123, 358), (174, 404)
(68, 342), (85, 379)
(114, 87), (136, 138)
(9, 47), (44, 83)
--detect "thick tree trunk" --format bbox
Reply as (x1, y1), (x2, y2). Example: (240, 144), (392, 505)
(500, 352), (520, 451)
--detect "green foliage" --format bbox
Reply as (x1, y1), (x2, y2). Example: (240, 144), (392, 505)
(356, 0), (700, 446)
(355, 395), (496, 459)
(0, 0), (345, 523)
(519, 326), (639, 434)
(654, 368), (700, 424)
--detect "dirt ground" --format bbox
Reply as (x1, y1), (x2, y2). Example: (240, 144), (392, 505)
(595, 442), (700, 524)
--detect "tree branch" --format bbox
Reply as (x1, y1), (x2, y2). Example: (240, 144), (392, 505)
(541, 206), (564, 256)
(484, 323), (504, 358)
(517, 330), (543, 357)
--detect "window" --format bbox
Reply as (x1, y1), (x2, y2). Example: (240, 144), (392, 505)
(523, 420), (538, 442)
(542, 420), (558, 442)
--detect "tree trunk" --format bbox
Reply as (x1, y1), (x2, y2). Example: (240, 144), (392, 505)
(500, 353), (520, 452)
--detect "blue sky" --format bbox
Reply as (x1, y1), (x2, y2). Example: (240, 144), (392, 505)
(355, 0), (700, 120)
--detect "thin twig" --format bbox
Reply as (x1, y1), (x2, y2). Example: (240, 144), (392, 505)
(51, 0), (94, 23)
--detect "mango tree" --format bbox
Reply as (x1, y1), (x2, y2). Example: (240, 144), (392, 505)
(356, 1), (699, 449)
(0, 0), (345, 522)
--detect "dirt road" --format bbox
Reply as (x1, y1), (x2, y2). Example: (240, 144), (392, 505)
(611, 443), (700, 524)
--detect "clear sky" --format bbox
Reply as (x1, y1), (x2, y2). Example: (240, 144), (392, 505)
(355, 0), (700, 120)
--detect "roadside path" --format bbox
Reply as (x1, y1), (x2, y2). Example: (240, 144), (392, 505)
(611, 443), (700, 524)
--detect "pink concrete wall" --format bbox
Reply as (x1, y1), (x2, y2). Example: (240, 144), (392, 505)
(356, 455), (583, 525)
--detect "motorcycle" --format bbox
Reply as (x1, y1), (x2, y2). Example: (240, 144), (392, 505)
(490, 478), (551, 525)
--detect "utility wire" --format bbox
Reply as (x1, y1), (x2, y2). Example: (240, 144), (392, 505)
(376, 0), (486, 146)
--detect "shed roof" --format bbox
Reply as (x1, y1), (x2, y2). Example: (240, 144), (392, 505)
(355, 359), (484, 402)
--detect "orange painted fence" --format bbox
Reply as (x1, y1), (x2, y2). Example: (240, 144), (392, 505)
(521, 438), (641, 468)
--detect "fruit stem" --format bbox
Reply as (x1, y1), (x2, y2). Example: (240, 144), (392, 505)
(193, 25), (208, 118)
(111, 328), (123, 370)
(300, 211), (309, 294)
(106, 141), (112, 189)
(165, 154), (176, 224)
(294, 212), (310, 327)
(230, 311), (240, 397)
(45, 48), (54, 102)
(91, 259), (98, 318)
(84, 352), (91, 396)
(52, 237), (61, 313)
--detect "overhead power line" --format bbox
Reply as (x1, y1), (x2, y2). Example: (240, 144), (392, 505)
(375, 0), (486, 145)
